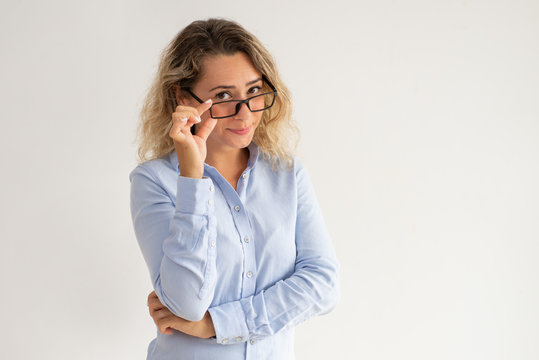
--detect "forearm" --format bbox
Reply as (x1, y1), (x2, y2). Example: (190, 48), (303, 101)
(208, 256), (340, 344)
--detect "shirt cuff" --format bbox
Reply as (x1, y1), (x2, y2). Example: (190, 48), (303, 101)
(176, 176), (214, 215)
(208, 301), (249, 345)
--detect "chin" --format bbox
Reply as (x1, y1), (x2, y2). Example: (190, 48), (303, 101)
(225, 133), (254, 148)
(229, 138), (252, 149)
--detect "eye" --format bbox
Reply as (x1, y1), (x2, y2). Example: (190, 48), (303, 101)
(215, 91), (232, 101)
(248, 86), (262, 95)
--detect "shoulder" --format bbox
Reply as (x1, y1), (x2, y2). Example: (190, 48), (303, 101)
(129, 152), (177, 184)
(253, 145), (305, 175)
(254, 153), (311, 195)
(129, 152), (180, 205)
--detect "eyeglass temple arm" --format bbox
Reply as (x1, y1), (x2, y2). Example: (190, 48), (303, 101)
(184, 88), (204, 104)
(262, 74), (277, 92)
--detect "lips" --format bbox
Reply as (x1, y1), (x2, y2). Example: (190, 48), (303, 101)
(228, 127), (251, 135)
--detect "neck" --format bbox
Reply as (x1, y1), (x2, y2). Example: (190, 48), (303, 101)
(205, 143), (250, 171)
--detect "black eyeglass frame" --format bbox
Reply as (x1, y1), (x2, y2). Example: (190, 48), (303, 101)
(181, 74), (278, 119)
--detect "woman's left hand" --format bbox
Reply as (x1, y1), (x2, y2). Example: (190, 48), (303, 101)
(147, 291), (216, 338)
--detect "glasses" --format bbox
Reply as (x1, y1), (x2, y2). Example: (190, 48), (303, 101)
(182, 75), (278, 119)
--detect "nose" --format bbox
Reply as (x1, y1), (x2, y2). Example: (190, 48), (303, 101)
(233, 100), (252, 119)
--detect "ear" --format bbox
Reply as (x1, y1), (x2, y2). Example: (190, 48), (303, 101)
(173, 85), (188, 106)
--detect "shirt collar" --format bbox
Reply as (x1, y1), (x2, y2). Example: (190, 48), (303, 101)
(168, 142), (260, 173)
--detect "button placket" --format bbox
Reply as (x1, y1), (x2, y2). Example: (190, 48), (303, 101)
(212, 170), (258, 297)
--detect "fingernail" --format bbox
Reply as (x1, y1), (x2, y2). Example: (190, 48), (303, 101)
(180, 117), (188, 123)
(204, 99), (212, 104)
(196, 116), (201, 123)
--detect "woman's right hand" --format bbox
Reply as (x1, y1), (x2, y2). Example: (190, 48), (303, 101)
(169, 99), (217, 178)
(147, 291), (216, 338)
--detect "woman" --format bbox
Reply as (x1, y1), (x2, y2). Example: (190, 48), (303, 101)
(130, 18), (339, 359)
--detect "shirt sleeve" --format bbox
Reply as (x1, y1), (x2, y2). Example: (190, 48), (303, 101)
(130, 164), (217, 321)
(208, 160), (340, 345)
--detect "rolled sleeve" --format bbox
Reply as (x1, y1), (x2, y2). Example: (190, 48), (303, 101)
(176, 176), (215, 215)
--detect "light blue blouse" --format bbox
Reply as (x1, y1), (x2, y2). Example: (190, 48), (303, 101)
(129, 142), (340, 360)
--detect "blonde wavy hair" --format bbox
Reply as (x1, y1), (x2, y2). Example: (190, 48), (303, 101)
(135, 18), (299, 170)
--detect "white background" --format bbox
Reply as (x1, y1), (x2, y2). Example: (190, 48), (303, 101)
(1, 0), (538, 359)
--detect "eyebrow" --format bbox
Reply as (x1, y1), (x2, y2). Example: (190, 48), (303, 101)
(209, 77), (263, 92)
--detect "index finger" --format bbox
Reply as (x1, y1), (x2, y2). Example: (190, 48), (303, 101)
(196, 98), (212, 117)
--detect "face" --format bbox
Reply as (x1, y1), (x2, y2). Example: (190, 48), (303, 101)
(180, 52), (264, 152)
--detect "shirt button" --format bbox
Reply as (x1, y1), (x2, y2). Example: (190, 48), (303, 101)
(209, 184), (214, 192)
(242, 173), (247, 179)
(210, 240), (216, 247)
(246, 271), (253, 278)
(244, 236), (250, 243)
(221, 338), (229, 344)
(235, 336), (243, 341)
(234, 205), (241, 212)
(250, 339), (256, 345)
(208, 199), (212, 206)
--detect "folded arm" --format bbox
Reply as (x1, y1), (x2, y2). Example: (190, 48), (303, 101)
(207, 162), (340, 344)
